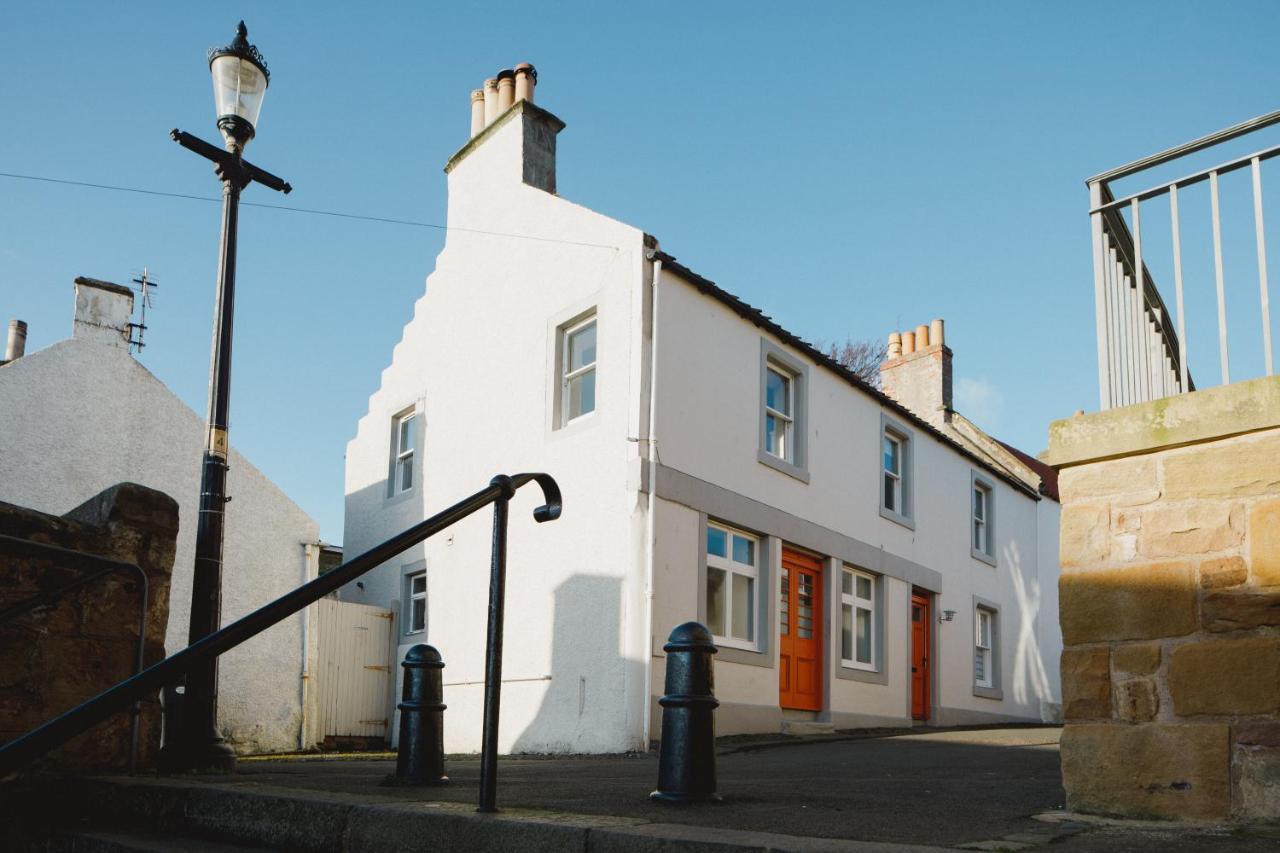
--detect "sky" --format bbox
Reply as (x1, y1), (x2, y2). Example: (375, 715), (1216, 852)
(3, 1), (1279, 544)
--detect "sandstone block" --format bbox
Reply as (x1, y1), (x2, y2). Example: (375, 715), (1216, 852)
(1115, 510), (1141, 532)
(1199, 555), (1248, 589)
(1201, 588), (1280, 633)
(1113, 641), (1160, 675)
(1061, 646), (1112, 720)
(1169, 637), (1280, 716)
(1060, 504), (1110, 568)
(1162, 432), (1280, 501)
(1060, 562), (1197, 644)
(1114, 678), (1158, 723)
(1059, 456), (1158, 503)
(1060, 723), (1230, 820)
(1232, 725), (1280, 820)
(1250, 500), (1280, 586)
(1137, 503), (1243, 558)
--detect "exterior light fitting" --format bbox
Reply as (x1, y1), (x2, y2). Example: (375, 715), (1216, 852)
(209, 21), (269, 150)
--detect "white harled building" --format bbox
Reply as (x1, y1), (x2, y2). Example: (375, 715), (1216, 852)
(341, 67), (1062, 753)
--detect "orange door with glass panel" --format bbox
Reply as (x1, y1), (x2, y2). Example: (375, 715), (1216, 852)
(779, 548), (823, 710)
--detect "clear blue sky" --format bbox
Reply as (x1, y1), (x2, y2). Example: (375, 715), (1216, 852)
(3, 2), (1278, 543)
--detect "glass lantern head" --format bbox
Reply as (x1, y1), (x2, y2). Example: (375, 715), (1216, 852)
(208, 21), (269, 150)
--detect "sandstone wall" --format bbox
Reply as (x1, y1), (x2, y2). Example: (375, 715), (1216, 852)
(0, 483), (177, 772)
(1048, 383), (1280, 822)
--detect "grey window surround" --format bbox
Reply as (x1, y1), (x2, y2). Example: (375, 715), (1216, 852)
(401, 560), (427, 639)
(970, 471), (997, 567)
(879, 413), (915, 530)
(639, 460), (943, 594)
(757, 339), (810, 484)
(834, 565), (889, 685)
(547, 298), (601, 437)
(384, 404), (421, 505)
(972, 595), (1003, 700)
(697, 513), (774, 668)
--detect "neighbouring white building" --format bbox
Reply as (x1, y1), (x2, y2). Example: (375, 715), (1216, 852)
(0, 278), (326, 754)
(341, 67), (1062, 754)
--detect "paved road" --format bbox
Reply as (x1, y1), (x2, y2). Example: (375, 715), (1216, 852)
(223, 727), (1277, 851)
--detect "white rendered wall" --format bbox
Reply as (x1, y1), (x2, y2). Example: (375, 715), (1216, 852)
(341, 108), (651, 754)
(0, 338), (320, 754)
(648, 276), (1058, 726)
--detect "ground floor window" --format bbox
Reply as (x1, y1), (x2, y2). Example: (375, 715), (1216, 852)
(841, 568), (877, 670)
(405, 571), (427, 635)
(706, 521), (759, 648)
(975, 606), (995, 688)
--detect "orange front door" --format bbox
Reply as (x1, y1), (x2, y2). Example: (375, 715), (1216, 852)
(910, 593), (931, 720)
(779, 549), (823, 711)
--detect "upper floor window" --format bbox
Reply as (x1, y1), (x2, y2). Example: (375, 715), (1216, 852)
(841, 568), (877, 671)
(706, 522), (759, 649)
(757, 341), (810, 482)
(971, 472), (996, 566)
(879, 415), (914, 528)
(391, 408), (416, 494)
(561, 315), (597, 423)
(764, 365), (794, 461)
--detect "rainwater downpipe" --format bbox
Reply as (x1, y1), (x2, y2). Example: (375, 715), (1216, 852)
(641, 252), (662, 749)
(299, 542), (317, 751)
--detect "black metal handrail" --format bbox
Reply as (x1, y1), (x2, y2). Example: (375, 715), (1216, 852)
(0, 535), (149, 775)
(0, 472), (561, 813)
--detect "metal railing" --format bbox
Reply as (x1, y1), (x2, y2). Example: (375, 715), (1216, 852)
(1088, 108), (1280, 409)
(0, 536), (149, 775)
(0, 473), (561, 814)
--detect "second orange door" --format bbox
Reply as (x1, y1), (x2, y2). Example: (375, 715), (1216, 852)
(779, 548), (823, 711)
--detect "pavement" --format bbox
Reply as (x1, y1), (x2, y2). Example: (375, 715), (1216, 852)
(169, 726), (1273, 851)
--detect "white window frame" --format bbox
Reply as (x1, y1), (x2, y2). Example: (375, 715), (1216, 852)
(405, 570), (427, 636)
(975, 607), (994, 689)
(705, 521), (760, 651)
(389, 407), (417, 497)
(883, 433), (903, 511)
(879, 414), (914, 528)
(763, 364), (794, 463)
(970, 472), (997, 566)
(841, 568), (877, 672)
(560, 314), (597, 425)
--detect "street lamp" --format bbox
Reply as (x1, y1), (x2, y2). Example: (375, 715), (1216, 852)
(164, 21), (291, 772)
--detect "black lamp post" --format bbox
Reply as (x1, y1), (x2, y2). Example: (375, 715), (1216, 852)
(166, 21), (291, 772)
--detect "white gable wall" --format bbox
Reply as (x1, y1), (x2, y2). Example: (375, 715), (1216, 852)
(341, 106), (652, 753)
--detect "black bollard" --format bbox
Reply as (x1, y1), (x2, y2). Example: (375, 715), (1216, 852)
(650, 621), (721, 803)
(385, 644), (449, 786)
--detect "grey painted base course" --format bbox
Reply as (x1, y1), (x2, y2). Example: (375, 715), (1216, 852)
(45, 777), (949, 853)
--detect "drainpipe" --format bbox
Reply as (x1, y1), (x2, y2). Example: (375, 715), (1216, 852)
(641, 252), (663, 750)
(299, 542), (318, 751)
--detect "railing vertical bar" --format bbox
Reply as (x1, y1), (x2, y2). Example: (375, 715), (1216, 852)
(478, 475), (513, 813)
(1101, 231), (1118, 407)
(1170, 184), (1189, 392)
(1089, 182), (1114, 408)
(1210, 170), (1231, 383)
(1132, 199), (1153, 402)
(1106, 235), (1123, 406)
(1252, 157), (1274, 375)
(1114, 249), (1132, 406)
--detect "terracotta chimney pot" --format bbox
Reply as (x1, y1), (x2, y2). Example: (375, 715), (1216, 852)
(887, 332), (902, 359)
(483, 78), (499, 126)
(470, 89), (485, 137)
(930, 318), (945, 348)
(915, 324), (930, 349)
(514, 63), (537, 102)
(901, 331), (916, 355)
(496, 69), (515, 112)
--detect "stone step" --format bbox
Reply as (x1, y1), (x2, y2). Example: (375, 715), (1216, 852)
(781, 720), (836, 736)
(46, 830), (268, 853)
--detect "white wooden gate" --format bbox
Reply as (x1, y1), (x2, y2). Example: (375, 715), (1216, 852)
(314, 598), (394, 746)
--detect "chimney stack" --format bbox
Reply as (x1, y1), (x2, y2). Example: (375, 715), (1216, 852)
(72, 277), (134, 348)
(5, 319), (27, 362)
(880, 317), (952, 427)
(451, 62), (561, 194)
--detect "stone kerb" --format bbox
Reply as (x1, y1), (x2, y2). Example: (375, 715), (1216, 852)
(0, 483), (178, 772)
(1046, 378), (1280, 823)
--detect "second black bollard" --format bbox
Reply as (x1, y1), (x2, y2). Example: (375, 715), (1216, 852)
(387, 643), (449, 786)
(650, 621), (721, 803)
